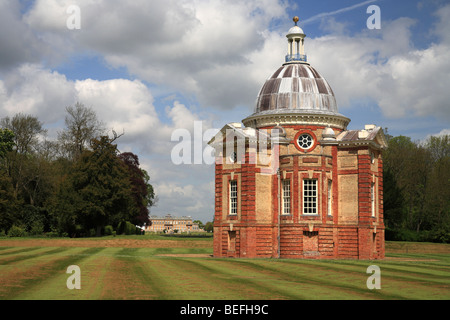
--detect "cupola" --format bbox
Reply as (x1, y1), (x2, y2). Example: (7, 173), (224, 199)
(242, 17), (351, 130)
(285, 16), (307, 63)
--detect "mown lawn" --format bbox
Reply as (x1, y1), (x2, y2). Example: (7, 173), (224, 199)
(0, 238), (448, 300)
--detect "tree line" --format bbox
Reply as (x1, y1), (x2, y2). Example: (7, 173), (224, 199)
(0, 102), (155, 237)
(1, 104), (448, 242)
(383, 132), (449, 243)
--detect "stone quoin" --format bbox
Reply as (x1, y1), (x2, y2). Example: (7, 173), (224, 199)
(208, 17), (387, 259)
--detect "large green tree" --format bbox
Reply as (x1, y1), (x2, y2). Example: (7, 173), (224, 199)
(423, 135), (450, 238)
(118, 152), (154, 227)
(0, 128), (17, 232)
(69, 136), (133, 236)
(0, 169), (20, 233)
(383, 134), (450, 242)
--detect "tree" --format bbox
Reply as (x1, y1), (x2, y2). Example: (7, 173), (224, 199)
(383, 133), (450, 242)
(118, 152), (154, 227)
(58, 102), (104, 160)
(193, 220), (204, 229)
(383, 136), (431, 231)
(0, 114), (51, 204)
(0, 113), (46, 155)
(142, 169), (156, 209)
(0, 169), (20, 233)
(70, 136), (132, 236)
(383, 167), (404, 229)
(47, 173), (81, 237)
(0, 128), (15, 159)
(423, 135), (450, 240)
(204, 221), (213, 233)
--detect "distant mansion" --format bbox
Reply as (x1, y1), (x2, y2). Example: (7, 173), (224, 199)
(145, 214), (204, 233)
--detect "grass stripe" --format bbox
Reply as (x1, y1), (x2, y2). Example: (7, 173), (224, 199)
(90, 248), (164, 299)
(203, 258), (387, 300)
(147, 257), (267, 300)
(0, 247), (42, 257)
(0, 247), (105, 300)
(161, 257), (314, 300)
(264, 258), (450, 299)
(0, 247), (70, 265)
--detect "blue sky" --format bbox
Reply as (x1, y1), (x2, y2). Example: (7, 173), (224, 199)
(1, 0), (449, 223)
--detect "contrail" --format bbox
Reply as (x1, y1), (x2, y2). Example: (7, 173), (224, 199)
(301, 0), (378, 25)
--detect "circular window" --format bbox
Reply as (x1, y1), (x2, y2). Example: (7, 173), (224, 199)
(297, 133), (314, 150)
(229, 151), (237, 163)
(294, 130), (318, 152)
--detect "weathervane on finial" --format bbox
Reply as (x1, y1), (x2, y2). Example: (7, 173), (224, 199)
(293, 16), (299, 26)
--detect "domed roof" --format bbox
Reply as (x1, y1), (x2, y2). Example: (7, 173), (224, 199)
(242, 17), (350, 130)
(287, 25), (304, 36)
(253, 63), (338, 115)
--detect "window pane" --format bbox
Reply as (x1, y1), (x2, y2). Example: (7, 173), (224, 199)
(230, 180), (237, 215)
(303, 179), (317, 215)
(282, 180), (291, 215)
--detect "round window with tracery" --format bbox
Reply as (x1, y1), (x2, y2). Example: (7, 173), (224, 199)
(229, 151), (237, 163)
(297, 133), (314, 150)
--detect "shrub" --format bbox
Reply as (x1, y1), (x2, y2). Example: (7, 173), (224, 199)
(124, 222), (136, 235)
(45, 228), (60, 237)
(118, 221), (137, 235)
(30, 221), (44, 236)
(429, 229), (450, 243)
(8, 225), (27, 237)
(45, 231), (59, 238)
(104, 225), (113, 236)
(386, 227), (450, 243)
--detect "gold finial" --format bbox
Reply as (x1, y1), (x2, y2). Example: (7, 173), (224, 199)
(293, 16), (299, 25)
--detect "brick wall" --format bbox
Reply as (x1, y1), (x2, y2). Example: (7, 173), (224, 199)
(212, 127), (385, 260)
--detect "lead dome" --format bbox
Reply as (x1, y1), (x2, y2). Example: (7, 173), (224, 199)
(253, 63), (338, 115)
(242, 17), (350, 130)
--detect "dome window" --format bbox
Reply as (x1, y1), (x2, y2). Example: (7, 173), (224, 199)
(294, 130), (318, 152)
(298, 133), (314, 149)
(229, 151), (237, 163)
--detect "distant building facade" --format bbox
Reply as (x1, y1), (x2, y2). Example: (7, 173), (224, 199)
(208, 17), (386, 260)
(145, 214), (203, 233)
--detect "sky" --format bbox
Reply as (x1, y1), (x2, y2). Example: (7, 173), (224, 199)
(1, 0), (449, 223)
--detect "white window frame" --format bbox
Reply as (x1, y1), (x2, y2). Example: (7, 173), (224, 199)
(229, 180), (238, 215)
(303, 179), (318, 215)
(327, 179), (332, 216)
(371, 182), (375, 217)
(282, 179), (291, 215)
(297, 133), (314, 150)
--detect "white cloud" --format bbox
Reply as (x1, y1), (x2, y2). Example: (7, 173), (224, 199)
(0, 64), (76, 123)
(75, 78), (159, 134)
(23, 0), (289, 110)
(0, 64), (203, 155)
(308, 7), (450, 122)
(431, 128), (450, 138)
(0, 1), (48, 69)
(154, 181), (213, 215)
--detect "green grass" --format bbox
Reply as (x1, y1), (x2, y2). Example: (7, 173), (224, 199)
(0, 240), (448, 300)
(0, 232), (213, 242)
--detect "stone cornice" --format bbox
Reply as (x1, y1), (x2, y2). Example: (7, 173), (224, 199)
(242, 112), (351, 130)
